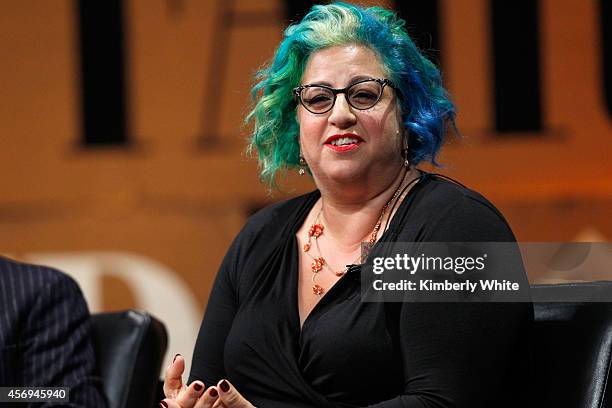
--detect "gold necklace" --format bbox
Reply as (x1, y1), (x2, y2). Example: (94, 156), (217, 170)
(303, 171), (408, 296)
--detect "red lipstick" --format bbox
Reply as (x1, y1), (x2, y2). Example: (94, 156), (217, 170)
(324, 134), (364, 152)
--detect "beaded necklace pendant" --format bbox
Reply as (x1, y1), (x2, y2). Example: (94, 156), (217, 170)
(302, 169), (409, 295)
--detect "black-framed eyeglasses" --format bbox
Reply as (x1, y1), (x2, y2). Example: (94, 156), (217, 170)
(292, 78), (396, 114)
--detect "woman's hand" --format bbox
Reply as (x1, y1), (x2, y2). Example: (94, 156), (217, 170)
(214, 379), (256, 408)
(161, 354), (220, 408)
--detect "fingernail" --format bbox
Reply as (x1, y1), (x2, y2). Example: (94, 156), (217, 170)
(220, 380), (230, 392)
(209, 388), (218, 397)
(160, 402), (168, 408)
(173, 353), (181, 363)
(194, 382), (203, 392)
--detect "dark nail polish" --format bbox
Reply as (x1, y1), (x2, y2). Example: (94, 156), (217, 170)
(220, 380), (230, 392)
(194, 382), (203, 392)
(209, 388), (218, 397)
(173, 353), (181, 363)
(160, 402), (168, 408)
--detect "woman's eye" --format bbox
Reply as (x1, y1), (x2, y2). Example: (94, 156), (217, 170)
(306, 95), (332, 105)
(351, 91), (377, 101)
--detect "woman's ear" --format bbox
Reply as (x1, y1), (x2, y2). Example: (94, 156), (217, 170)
(296, 133), (302, 155)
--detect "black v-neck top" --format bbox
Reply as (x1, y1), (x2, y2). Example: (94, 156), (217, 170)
(189, 173), (533, 408)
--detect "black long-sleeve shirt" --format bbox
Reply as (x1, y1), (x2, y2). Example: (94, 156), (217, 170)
(189, 173), (533, 407)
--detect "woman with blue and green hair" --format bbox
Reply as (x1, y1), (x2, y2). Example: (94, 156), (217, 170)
(162, 3), (532, 407)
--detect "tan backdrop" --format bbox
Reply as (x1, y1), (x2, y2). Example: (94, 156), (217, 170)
(1, 0), (611, 373)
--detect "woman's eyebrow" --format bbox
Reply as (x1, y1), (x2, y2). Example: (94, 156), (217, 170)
(305, 80), (333, 86)
(348, 75), (374, 84)
(304, 75), (375, 87)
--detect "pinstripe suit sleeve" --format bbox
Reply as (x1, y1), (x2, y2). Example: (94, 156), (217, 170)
(19, 266), (107, 407)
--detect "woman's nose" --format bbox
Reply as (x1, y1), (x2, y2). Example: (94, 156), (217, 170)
(327, 94), (357, 129)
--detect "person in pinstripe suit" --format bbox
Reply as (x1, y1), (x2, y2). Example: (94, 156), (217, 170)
(0, 256), (106, 407)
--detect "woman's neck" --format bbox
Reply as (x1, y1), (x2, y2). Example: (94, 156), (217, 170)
(316, 166), (418, 250)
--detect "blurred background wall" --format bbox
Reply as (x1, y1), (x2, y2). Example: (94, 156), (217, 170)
(1, 0), (611, 374)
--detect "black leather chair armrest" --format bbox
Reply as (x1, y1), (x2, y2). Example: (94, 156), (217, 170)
(90, 310), (168, 408)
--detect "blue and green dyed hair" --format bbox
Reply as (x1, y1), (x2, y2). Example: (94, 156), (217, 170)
(246, 2), (456, 187)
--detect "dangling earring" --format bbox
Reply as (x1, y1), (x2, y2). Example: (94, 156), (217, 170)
(402, 148), (410, 168)
(398, 129), (410, 169)
(298, 156), (307, 176)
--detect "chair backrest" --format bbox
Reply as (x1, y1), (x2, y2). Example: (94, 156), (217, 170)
(532, 282), (612, 408)
(90, 310), (168, 408)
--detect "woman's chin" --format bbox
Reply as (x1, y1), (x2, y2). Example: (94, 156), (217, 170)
(316, 165), (368, 185)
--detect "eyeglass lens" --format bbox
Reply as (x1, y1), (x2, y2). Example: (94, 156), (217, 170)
(300, 80), (383, 113)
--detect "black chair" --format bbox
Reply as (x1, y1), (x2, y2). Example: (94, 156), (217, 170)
(90, 310), (168, 408)
(532, 282), (612, 408)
